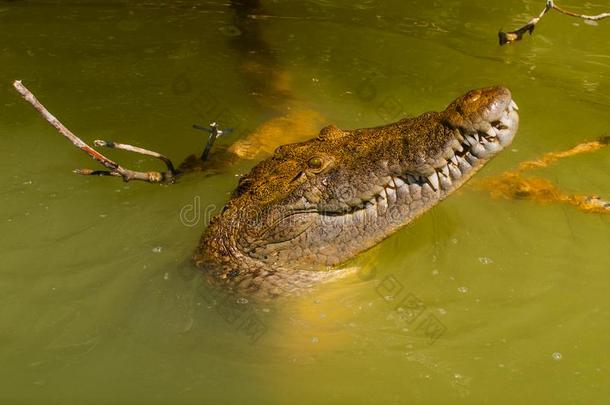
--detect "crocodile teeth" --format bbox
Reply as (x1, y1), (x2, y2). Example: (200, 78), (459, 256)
(393, 176), (406, 188)
(450, 156), (459, 166)
(453, 128), (465, 142)
(510, 100), (519, 111)
(448, 164), (461, 180)
(483, 139), (502, 153)
(427, 172), (440, 191)
(439, 174), (452, 190)
(471, 142), (486, 158)
(443, 147), (455, 160)
(458, 157), (472, 173)
(449, 139), (461, 151)
(486, 127), (497, 139)
(440, 165), (450, 178)
(377, 193), (388, 215)
(466, 153), (478, 166)
(366, 201), (376, 217)
(386, 187), (397, 204)
(500, 116), (512, 129)
(478, 120), (492, 132)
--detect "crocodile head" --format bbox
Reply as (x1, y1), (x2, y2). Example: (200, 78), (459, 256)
(196, 86), (519, 297)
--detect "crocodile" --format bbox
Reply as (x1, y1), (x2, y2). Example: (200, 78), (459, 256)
(195, 86), (520, 298)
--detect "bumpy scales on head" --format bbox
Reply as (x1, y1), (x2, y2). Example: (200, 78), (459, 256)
(195, 86), (519, 299)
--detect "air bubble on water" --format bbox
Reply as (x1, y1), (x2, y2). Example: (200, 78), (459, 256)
(23, 180), (32, 185)
(553, 352), (562, 361)
(438, 308), (447, 315)
(584, 20), (598, 26)
(384, 295), (395, 301)
(478, 257), (493, 265)
(99, 214), (107, 218)
(163, 272), (169, 280)
(457, 286), (469, 294)
(236, 297), (248, 305)
(311, 336), (319, 344)
(432, 270), (439, 276)
(262, 308), (270, 313)
(152, 246), (163, 253)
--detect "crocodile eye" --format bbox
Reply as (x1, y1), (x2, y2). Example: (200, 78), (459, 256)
(307, 157), (323, 170)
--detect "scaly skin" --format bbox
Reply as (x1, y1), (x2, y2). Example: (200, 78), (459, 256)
(195, 86), (520, 299)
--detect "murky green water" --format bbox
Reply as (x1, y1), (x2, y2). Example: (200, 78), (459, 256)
(1, 0), (609, 403)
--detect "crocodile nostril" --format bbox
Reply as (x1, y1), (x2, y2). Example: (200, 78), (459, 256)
(491, 120), (509, 130)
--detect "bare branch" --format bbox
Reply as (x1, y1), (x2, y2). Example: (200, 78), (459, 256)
(94, 140), (177, 175)
(193, 122), (232, 161)
(500, 0), (610, 45)
(13, 80), (175, 183)
(552, 2), (610, 21)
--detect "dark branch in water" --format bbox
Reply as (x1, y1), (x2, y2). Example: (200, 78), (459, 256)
(13, 80), (177, 183)
(499, 0), (610, 45)
(193, 122), (233, 161)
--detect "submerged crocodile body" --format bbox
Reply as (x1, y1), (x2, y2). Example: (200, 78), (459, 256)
(195, 86), (519, 298)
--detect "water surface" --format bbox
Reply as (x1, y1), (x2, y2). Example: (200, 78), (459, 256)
(1, 1), (609, 403)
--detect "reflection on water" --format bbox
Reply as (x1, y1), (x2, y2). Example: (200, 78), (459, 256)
(1, 0), (609, 403)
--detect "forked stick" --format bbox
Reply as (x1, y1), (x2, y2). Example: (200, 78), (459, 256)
(499, 0), (610, 45)
(13, 80), (176, 183)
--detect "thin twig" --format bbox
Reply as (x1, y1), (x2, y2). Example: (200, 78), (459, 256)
(553, 2), (610, 21)
(94, 140), (176, 175)
(499, 0), (610, 45)
(13, 80), (175, 183)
